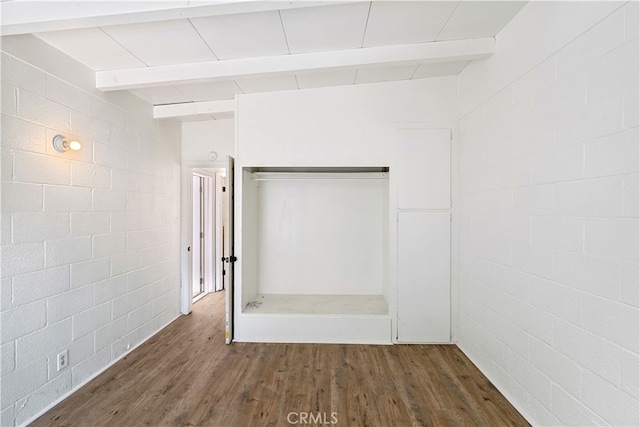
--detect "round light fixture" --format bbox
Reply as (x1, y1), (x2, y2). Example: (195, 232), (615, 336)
(209, 151), (218, 161)
(53, 135), (81, 153)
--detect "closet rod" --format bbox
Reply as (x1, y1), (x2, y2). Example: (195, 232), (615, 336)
(251, 172), (389, 181)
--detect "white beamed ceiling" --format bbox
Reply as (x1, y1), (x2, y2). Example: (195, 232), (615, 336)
(5, 1), (527, 120)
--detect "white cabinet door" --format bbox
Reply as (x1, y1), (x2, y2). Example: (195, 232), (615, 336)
(397, 129), (450, 210)
(397, 211), (450, 343)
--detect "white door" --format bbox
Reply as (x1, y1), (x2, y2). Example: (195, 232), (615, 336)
(192, 175), (204, 298)
(397, 211), (450, 342)
(224, 156), (235, 344)
(396, 128), (451, 343)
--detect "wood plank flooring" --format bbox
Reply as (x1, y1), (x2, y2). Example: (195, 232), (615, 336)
(32, 292), (529, 427)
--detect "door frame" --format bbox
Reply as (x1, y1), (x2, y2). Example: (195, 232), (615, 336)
(180, 162), (226, 315)
(224, 155), (235, 344)
(191, 173), (206, 301)
(192, 171), (220, 302)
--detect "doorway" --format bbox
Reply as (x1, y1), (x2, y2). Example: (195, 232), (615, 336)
(181, 159), (234, 343)
(190, 168), (226, 304)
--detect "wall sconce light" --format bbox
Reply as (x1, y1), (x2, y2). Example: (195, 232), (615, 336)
(52, 135), (81, 153)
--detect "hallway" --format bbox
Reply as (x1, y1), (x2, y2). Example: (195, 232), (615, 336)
(32, 292), (527, 426)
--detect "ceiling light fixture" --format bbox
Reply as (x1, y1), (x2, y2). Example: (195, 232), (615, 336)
(52, 135), (81, 153)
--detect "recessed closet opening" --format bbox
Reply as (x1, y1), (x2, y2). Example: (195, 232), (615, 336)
(241, 167), (390, 316)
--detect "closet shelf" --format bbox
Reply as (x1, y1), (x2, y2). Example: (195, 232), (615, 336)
(242, 294), (388, 316)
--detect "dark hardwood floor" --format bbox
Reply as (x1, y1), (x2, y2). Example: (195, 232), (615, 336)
(32, 292), (529, 427)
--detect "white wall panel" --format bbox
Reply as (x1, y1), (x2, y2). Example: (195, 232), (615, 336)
(240, 170), (259, 307)
(397, 211), (450, 342)
(237, 78), (456, 166)
(256, 178), (385, 295)
(397, 128), (450, 210)
(181, 119), (234, 163)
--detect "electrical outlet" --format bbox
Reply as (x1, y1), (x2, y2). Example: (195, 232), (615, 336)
(56, 350), (69, 371)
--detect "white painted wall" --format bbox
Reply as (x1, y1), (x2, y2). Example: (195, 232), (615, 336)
(236, 78), (458, 341)
(456, 2), (639, 425)
(179, 120), (233, 314)
(256, 177), (386, 295)
(0, 35), (182, 426)
(181, 119), (234, 163)
(240, 169), (259, 308)
(238, 78), (457, 166)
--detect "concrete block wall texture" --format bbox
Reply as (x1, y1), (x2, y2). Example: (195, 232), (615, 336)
(457, 2), (639, 426)
(0, 38), (182, 425)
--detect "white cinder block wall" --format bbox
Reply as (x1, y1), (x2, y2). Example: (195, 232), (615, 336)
(0, 36), (182, 425)
(456, 2), (639, 425)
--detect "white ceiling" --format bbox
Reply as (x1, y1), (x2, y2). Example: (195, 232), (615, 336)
(2, 1), (527, 121)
